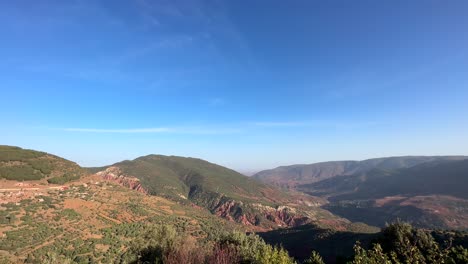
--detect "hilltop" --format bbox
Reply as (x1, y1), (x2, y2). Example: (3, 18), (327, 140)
(91, 155), (355, 230)
(0, 146), (85, 184)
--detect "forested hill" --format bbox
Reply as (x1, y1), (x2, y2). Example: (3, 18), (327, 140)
(0, 145), (85, 184)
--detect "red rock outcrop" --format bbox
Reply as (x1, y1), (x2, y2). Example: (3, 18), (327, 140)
(96, 167), (147, 194)
(211, 198), (311, 228)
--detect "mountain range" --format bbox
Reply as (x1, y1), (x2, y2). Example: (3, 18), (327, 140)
(1, 145), (467, 263)
(253, 156), (467, 188)
(254, 156), (468, 229)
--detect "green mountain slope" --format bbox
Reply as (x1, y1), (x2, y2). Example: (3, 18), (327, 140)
(0, 145), (85, 183)
(253, 156), (467, 189)
(116, 155), (281, 204)
(94, 155), (351, 229)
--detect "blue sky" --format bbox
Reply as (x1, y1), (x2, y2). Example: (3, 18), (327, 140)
(1, 0), (468, 172)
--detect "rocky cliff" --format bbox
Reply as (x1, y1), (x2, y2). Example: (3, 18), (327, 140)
(188, 185), (311, 228)
(96, 167), (147, 194)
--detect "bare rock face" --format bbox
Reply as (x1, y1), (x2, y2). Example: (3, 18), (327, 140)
(253, 204), (310, 227)
(96, 167), (147, 194)
(210, 198), (310, 228)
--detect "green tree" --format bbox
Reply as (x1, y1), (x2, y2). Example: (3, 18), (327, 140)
(349, 242), (394, 264)
(303, 250), (325, 264)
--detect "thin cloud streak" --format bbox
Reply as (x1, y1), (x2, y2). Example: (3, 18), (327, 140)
(253, 122), (310, 127)
(253, 121), (382, 129)
(57, 120), (380, 135)
(63, 128), (171, 133)
(59, 127), (242, 135)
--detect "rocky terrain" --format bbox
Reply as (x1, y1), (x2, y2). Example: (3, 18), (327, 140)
(96, 167), (147, 194)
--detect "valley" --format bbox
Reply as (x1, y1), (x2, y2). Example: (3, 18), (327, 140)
(254, 157), (468, 231)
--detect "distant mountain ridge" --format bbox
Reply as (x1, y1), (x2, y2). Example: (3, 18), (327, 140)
(254, 156), (468, 229)
(307, 159), (468, 200)
(309, 159), (468, 229)
(253, 156), (468, 188)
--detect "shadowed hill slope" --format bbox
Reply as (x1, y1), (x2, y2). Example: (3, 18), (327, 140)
(308, 159), (468, 201)
(301, 159), (468, 229)
(253, 156), (467, 189)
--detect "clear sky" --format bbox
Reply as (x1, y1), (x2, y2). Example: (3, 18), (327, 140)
(1, 0), (468, 172)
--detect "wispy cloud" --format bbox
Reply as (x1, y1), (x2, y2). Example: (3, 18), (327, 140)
(253, 121), (310, 127)
(253, 120), (381, 129)
(59, 126), (241, 135)
(62, 127), (171, 133)
(54, 119), (379, 135)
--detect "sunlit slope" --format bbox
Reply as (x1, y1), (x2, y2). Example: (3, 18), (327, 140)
(0, 174), (242, 263)
(115, 155), (285, 203)
(0, 145), (85, 183)
(98, 155), (346, 229)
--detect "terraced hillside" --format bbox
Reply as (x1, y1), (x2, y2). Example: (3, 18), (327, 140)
(0, 174), (242, 263)
(0, 146), (85, 184)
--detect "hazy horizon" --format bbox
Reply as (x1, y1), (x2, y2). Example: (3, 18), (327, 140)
(2, 0), (468, 171)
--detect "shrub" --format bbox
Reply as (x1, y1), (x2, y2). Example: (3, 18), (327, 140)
(348, 221), (468, 264)
(125, 225), (296, 264)
(218, 231), (295, 264)
(47, 174), (80, 184)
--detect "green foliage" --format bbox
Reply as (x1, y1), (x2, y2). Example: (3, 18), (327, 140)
(0, 223), (61, 251)
(0, 145), (84, 181)
(349, 242), (392, 264)
(127, 198), (148, 216)
(110, 154), (297, 229)
(0, 211), (16, 224)
(57, 209), (81, 221)
(446, 246), (468, 264)
(348, 222), (468, 264)
(33, 252), (74, 264)
(0, 145), (45, 161)
(28, 159), (53, 174)
(217, 231), (296, 264)
(117, 155), (281, 204)
(303, 251), (325, 264)
(47, 174), (80, 184)
(0, 165), (39, 180)
(123, 225), (296, 264)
